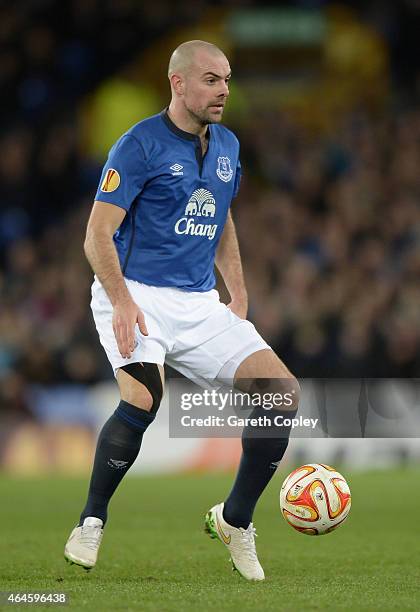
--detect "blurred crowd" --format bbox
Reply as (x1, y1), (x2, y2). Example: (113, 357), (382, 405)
(1, 0), (204, 117)
(236, 107), (420, 377)
(2, 1), (420, 417)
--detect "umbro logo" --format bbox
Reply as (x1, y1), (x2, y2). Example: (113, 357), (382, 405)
(170, 163), (184, 176)
(108, 459), (129, 469)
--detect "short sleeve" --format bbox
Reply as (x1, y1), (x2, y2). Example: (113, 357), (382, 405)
(232, 158), (242, 199)
(94, 134), (147, 211)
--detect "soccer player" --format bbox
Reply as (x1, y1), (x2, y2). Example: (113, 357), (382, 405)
(64, 40), (299, 581)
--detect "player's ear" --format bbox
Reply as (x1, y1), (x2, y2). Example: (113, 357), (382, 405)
(170, 74), (185, 96)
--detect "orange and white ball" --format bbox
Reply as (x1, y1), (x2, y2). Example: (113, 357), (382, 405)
(280, 464), (351, 535)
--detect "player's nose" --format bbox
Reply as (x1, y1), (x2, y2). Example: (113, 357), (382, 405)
(218, 81), (229, 98)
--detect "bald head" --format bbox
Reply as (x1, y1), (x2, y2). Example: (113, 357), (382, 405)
(168, 40), (226, 77)
(167, 40), (231, 129)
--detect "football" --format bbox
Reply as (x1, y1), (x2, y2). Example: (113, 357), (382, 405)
(280, 463), (351, 535)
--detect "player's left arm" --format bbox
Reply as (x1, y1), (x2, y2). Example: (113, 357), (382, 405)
(215, 210), (248, 319)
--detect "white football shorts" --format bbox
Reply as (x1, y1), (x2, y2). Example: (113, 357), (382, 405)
(90, 276), (270, 386)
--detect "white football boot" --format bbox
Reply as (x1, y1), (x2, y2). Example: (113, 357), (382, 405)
(64, 517), (104, 570)
(205, 502), (265, 581)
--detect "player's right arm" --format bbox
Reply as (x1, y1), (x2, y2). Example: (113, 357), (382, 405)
(84, 201), (148, 359)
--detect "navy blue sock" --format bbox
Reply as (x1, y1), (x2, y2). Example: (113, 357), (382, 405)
(223, 407), (297, 529)
(79, 400), (155, 526)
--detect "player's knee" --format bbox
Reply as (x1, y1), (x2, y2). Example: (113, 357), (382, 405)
(114, 399), (156, 433)
(249, 376), (300, 412)
(121, 384), (154, 412)
(118, 363), (163, 413)
(281, 376), (300, 412)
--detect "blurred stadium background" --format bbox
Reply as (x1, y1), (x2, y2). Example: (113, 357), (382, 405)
(1, 0), (420, 477)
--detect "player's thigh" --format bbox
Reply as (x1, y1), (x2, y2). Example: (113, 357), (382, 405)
(167, 300), (269, 383)
(234, 349), (300, 409)
(117, 363), (165, 411)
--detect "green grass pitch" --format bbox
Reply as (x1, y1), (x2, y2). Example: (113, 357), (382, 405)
(1, 467), (419, 611)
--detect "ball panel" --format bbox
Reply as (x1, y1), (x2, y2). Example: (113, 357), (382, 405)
(281, 466), (316, 497)
(329, 478), (351, 518)
(293, 526), (319, 535)
(282, 508), (318, 529)
(325, 510), (351, 533)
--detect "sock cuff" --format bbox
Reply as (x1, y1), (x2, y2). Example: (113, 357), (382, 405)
(114, 400), (156, 433)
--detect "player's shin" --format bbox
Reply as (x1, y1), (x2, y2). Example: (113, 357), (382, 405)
(223, 384), (299, 529)
(79, 400), (156, 526)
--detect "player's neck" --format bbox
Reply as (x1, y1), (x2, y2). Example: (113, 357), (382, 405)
(167, 104), (208, 140)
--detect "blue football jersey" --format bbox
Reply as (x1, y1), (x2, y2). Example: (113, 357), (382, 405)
(94, 109), (241, 291)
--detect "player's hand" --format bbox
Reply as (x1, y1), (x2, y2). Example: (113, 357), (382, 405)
(112, 298), (148, 359)
(227, 296), (248, 320)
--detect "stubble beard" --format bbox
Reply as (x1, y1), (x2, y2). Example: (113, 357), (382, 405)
(186, 105), (223, 127)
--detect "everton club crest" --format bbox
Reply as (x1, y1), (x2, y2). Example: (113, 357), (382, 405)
(216, 156), (233, 182)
